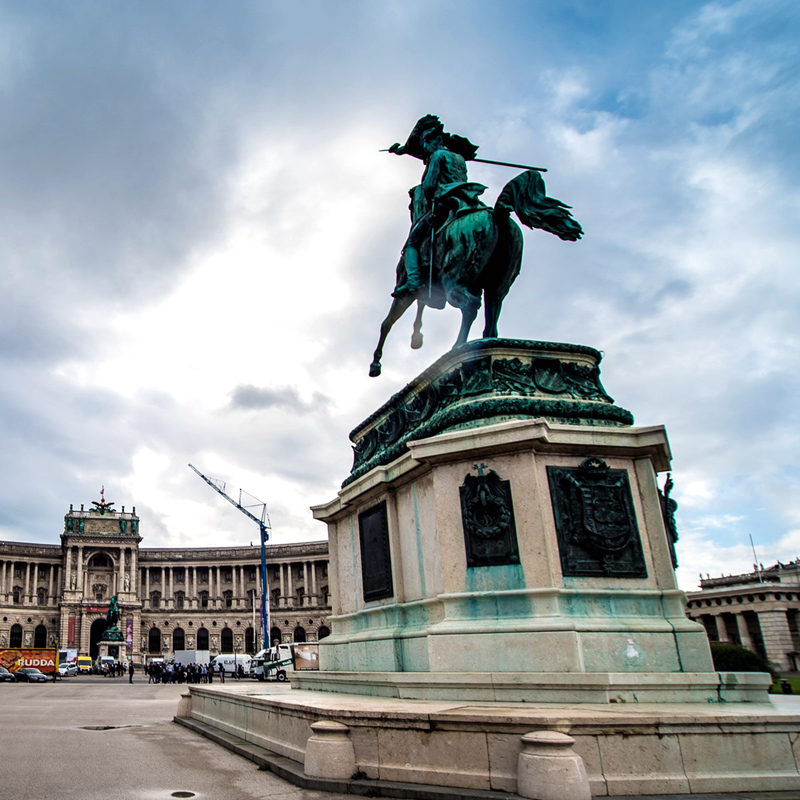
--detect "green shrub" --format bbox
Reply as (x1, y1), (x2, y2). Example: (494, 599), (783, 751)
(710, 641), (775, 676)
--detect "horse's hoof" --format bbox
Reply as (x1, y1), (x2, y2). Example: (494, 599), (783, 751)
(369, 362), (382, 377)
(410, 333), (423, 349)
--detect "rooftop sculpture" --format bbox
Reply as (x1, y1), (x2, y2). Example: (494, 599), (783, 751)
(370, 114), (582, 377)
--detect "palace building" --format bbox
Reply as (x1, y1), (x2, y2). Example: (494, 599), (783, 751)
(0, 492), (331, 663)
(685, 561), (800, 672)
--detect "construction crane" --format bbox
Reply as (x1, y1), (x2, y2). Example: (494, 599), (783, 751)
(189, 464), (270, 650)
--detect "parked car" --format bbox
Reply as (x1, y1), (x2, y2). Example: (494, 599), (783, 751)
(14, 667), (48, 683)
(58, 662), (78, 677)
(0, 666), (15, 682)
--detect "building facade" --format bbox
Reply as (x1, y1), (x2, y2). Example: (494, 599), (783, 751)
(0, 493), (331, 664)
(686, 561), (800, 672)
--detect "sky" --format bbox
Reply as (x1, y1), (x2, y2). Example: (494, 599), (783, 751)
(0, 0), (798, 592)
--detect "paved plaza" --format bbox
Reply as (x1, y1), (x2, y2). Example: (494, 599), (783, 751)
(0, 674), (351, 800)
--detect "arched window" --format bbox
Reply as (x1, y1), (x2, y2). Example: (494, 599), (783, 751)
(223, 590), (232, 609)
(148, 627), (161, 653)
(221, 628), (233, 652)
(34, 624), (47, 648)
(37, 588), (47, 606)
(270, 626), (282, 646)
(89, 553), (111, 568)
(197, 627), (209, 650)
(9, 624), (22, 647)
(317, 625), (330, 640)
(173, 627), (185, 651)
(150, 591), (161, 609)
(293, 626), (306, 643)
(199, 591), (209, 609)
(245, 627), (255, 654)
(175, 592), (185, 610)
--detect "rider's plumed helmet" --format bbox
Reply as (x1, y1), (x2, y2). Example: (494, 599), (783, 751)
(388, 115), (479, 161)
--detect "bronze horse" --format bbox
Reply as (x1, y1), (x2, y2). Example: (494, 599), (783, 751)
(369, 169), (582, 377)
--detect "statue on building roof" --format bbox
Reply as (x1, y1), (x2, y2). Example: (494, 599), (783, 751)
(92, 486), (115, 514)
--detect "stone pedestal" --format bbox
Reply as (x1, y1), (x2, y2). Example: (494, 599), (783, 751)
(97, 637), (124, 662)
(303, 339), (763, 703)
(178, 339), (795, 796)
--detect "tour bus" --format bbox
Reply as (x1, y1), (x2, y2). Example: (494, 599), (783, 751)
(249, 642), (318, 681)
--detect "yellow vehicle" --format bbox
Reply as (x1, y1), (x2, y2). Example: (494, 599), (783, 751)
(76, 656), (93, 674)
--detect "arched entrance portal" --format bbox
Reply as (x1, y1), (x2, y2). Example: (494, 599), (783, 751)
(89, 618), (107, 660)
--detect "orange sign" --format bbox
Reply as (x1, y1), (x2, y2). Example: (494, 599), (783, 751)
(0, 648), (57, 673)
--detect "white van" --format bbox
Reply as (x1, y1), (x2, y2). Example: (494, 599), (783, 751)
(249, 643), (318, 682)
(94, 655), (116, 674)
(210, 653), (251, 676)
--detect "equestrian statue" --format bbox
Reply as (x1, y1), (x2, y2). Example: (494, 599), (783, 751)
(369, 114), (582, 377)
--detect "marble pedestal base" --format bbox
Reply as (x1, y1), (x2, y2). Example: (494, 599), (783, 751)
(177, 685), (800, 797)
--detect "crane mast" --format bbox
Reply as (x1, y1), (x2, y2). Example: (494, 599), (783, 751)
(189, 464), (270, 650)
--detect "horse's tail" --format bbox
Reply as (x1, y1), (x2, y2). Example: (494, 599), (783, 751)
(495, 169), (583, 241)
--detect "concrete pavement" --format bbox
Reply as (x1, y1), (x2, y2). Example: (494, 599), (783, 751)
(0, 674), (352, 800)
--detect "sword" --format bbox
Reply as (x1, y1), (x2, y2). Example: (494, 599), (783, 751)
(380, 149), (547, 171)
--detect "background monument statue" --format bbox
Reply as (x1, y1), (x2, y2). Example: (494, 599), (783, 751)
(102, 595), (123, 642)
(370, 114), (582, 376)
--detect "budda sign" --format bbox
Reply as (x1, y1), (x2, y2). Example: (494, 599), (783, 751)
(0, 648), (57, 673)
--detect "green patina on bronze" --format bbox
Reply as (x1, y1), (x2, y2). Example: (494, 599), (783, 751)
(101, 595), (124, 642)
(370, 115), (583, 378)
(345, 339), (633, 486)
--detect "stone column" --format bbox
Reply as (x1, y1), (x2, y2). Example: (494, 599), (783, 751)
(736, 613), (754, 650)
(131, 548), (138, 593)
(145, 567), (150, 606)
(759, 609), (794, 672)
(118, 547), (125, 594)
(167, 567), (173, 608)
(714, 614), (728, 642)
(233, 564), (239, 608)
(48, 564), (54, 604)
(0, 560), (5, 596)
(279, 563), (285, 607)
(65, 548), (72, 593)
(76, 546), (84, 597)
(303, 561), (309, 606)
(287, 562), (294, 607)
(23, 562), (31, 605)
(191, 566), (197, 608)
(311, 560), (318, 603)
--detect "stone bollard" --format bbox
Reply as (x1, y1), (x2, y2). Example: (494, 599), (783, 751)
(176, 691), (192, 719)
(303, 720), (357, 780)
(517, 730), (591, 800)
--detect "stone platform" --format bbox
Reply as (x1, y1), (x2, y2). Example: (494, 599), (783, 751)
(176, 684), (800, 797)
(177, 338), (796, 797)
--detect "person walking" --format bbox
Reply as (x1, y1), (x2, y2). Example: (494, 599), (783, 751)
(129, 662), (134, 684)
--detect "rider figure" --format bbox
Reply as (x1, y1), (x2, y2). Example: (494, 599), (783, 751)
(389, 115), (488, 299)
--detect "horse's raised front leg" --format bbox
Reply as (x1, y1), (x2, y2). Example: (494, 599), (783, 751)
(411, 300), (425, 349)
(370, 294), (416, 377)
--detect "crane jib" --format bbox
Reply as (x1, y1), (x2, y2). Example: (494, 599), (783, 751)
(188, 464), (271, 650)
